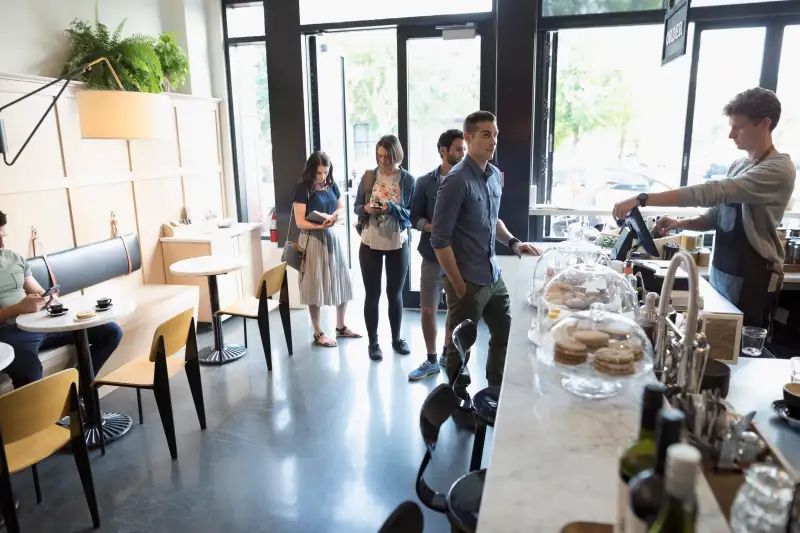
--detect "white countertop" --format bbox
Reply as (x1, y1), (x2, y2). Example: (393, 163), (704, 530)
(0, 343), (14, 372)
(16, 297), (135, 333)
(159, 222), (261, 243)
(169, 255), (244, 277)
(530, 204), (800, 221)
(477, 297), (731, 533)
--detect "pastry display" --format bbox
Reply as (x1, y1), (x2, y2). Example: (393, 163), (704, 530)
(572, 330), (610, 350)
(554, 338), (590, 365)
(610, 339), (644, 361)
(593, 346), (636, 376)
(526, 239), (607, 308)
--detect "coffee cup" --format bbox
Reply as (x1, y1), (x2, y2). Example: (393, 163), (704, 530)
(96, 297), (112, 309)
(783, 383), (800, 418)
(48, 303), (64, 314)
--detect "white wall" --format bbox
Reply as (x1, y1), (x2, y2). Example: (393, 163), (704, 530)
(0, 0), (164, 78)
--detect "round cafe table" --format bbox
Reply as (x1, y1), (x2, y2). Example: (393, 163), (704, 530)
(16, 298), (135, 450)
(170, 255), (245, 365)
(0, 343), (14, 372)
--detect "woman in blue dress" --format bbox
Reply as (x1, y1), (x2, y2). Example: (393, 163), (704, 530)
(292, 151), (361, 347)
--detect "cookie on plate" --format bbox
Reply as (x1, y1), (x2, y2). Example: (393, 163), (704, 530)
(593, 347), (635, 376)
(610, 339), (644, 361)
(554, 338), (589, 366)
(571, 330), (610, 350)
(75, 311), (96, 321)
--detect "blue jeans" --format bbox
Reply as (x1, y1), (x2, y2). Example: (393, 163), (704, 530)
(0, 323), (123, 388)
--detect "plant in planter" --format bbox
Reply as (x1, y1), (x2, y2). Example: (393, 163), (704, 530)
(64, 5), (163, 93)
(155, 33), (190, 92)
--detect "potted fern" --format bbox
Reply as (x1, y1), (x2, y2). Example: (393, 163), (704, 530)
(63, 3), (189, 93)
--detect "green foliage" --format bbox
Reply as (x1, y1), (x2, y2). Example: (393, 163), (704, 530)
(63, 2), (189, 93)
(543, 0), (665, 16)
(155, 32), (190, 92)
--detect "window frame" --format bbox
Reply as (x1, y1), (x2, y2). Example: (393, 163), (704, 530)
(532, 1), (800, 242)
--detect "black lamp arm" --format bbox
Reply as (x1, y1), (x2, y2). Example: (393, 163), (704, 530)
(0, 58), (123, 167)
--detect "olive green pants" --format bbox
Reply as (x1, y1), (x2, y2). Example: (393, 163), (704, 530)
(443, 276), (511, 393)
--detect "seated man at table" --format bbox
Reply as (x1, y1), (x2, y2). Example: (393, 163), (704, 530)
(0, 211), (122, 388)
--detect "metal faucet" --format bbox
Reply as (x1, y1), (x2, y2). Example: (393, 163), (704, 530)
(654, 251), (704, 393)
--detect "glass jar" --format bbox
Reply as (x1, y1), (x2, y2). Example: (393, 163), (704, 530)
(730, 464), (795, 533)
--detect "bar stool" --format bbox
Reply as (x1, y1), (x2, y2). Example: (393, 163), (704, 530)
(451, 319), (499, 471)
(415, 383), (485, 533)
(378, 501), (424, 533)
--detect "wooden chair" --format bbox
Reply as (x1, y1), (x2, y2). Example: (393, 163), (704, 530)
(216, 262), (293, 371)
(94, 308), (206, 460)
(0, 369), (99, 531)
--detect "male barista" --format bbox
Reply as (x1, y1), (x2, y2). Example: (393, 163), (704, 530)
(612, 88), (796, 327)
(0, 211), (123, 387)
(408, 129), (466, 381)
(432, 111), (540, 396)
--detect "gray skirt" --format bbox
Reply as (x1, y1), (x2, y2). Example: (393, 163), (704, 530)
(299, 227), (353, 307)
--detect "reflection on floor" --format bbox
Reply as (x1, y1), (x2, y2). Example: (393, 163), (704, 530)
(12, 306), (495, 533)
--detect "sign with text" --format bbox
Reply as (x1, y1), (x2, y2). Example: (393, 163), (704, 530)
(662, 0), (690, 66)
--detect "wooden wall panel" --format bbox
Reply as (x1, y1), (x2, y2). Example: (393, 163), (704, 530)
(175, 101), (220, 173)
(129, 105), (181, 178)
(0, 189), (74, 256)
(183, 173), (224, 222)
(0, 92), (64, 194)
(57, 97), (131, 185)
(69, 182), (137, 246)
(133, 176), (185, 285)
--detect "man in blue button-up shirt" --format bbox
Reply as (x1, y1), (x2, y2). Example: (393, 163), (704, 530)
(431, 111), (540, 394)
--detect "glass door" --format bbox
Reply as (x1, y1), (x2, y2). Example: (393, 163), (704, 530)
(309, 29), (399, 268)
(398, 22), (494, 308)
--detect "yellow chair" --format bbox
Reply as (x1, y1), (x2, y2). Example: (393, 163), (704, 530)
(216, 262), (293, 371)
(0, 369), (99, 531)
(94, 308), (206, 460)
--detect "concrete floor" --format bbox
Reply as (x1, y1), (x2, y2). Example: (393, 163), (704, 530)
(10, 303), (495, 533)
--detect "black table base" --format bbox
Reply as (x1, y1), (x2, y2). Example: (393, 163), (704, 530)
(61, 412), (133, 450)
(199, 273), (247, 366)
(199, 344), (246, 365)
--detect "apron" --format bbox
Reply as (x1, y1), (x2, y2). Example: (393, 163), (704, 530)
(709, 147), (782, 329)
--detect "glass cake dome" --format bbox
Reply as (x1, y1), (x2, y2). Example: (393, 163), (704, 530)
(526, 226), (609, 308)
(536, 302), (654, 399)
(530, 262), (638, 345)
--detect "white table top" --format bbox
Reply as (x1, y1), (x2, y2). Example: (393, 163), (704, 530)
(0, 343), (14, 372)
(476, 298), (730, 533)
(16, 298), (135, 333)
(169, 255), (244, 277)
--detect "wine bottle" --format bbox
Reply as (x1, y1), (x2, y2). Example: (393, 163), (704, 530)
(648, 443), (701, 533)
(625, 407), (685, 533)
(615, 384), (667, 533)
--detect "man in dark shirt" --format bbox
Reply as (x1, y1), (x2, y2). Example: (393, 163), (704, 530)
(431, 111), (540, 395)
(408, 129), (466, 381)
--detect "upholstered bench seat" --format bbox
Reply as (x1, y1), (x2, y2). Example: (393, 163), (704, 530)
(0, 284), (199, 395)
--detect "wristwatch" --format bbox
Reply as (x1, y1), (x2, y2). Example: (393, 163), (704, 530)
(636, 193), (649, 207)
(508, 237), (521, 250)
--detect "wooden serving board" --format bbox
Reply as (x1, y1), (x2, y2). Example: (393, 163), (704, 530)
(560, 523), (612, 533)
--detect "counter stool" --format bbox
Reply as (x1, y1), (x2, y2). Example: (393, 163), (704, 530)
(416, 383), (485, 533)
(451, 319), (499, 471)
(378, 501), (424, 532)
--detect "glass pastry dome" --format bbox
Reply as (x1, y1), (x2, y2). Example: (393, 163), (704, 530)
(526, 225), (609, 307)
(530, 262), (638, 345)
(536, 302), (654, 399)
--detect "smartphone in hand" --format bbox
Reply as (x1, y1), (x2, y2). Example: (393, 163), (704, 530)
(40, 285), (60, 298)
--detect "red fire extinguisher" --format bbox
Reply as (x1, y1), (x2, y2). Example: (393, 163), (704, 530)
(269, 209), (278, 243)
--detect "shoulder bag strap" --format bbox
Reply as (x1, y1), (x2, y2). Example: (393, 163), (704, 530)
(31, 227), (57, 289)
(110, 212), (133, 274)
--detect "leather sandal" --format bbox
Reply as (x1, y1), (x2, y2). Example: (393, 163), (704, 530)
(336, 326), (363, 338)
(313, 332), (337, 347)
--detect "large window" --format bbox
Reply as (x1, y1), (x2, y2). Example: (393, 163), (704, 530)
(300, 0), (492, 25)
(547, 25), (691, 236)
(543, 0), (664, 17)
(226, 4), (265, 38)
(405, 36), (481, 178)
(687, 27), (765, 186)
(775, 25), (800, 212)
(229, 44), (274, 230)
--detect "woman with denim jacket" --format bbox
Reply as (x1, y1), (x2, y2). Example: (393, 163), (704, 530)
(354, 134), (416, 361)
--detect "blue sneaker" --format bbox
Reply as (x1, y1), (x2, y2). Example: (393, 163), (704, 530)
(408, 359), (441, 381)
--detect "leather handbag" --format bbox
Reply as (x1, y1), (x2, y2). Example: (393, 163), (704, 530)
(282, 187), (309, 272)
